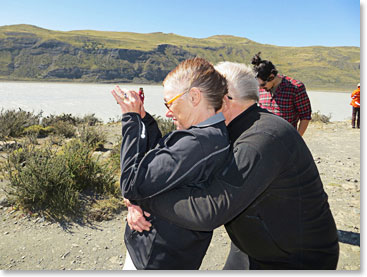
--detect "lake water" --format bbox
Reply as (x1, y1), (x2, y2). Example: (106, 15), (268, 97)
(0, 81), (352, 122)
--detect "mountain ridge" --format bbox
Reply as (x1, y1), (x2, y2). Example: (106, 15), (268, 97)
(0, 24), (360, 91)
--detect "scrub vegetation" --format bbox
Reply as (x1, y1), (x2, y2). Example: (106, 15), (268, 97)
(0, 109), (175, 222)
(311, 111), (331, 123)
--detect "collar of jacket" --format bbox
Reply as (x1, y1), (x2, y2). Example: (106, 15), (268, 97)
(192, 112), (226, 128)
(226, 103), (259, 144)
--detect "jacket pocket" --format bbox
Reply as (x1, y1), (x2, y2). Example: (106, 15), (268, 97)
(124, 223), (157, 269)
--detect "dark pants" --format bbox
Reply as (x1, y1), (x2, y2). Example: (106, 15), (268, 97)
(352, 107), (360, 128)
(223, 242), (249, 270)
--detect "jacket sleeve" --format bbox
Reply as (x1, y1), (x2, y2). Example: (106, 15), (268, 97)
(138, 134), (288, 231)
(120, 113), (209, 201)
(142, 112), (162, 149)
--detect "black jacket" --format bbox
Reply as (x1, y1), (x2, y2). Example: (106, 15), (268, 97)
(120, 112), (230, 269)
(140, 105), (339, 269)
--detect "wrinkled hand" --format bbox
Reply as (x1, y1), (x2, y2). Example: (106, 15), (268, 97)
(124, 199), (151, 232)
(111, 85), (144, 116)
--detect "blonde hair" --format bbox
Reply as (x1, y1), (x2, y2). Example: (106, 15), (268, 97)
(163, 57), (228, 111)
(215, 61), (259, 102)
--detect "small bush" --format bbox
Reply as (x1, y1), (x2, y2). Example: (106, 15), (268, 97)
(108, 116), (122, 123)
(2, 139), (118, 220)
(4, 144), (80, 220)
(88, 197), (125, 221)
(110, 137), (122, 172)
(81, 114), (102, 126)
(23, 125), (55, 138)
(8, 147), (27, 166)
(78, 126), (107, 150)
(52, 121), (76, 138)
(0, 109), (42, 139)
(153, 115), (175, 136)
(61, 139), (116, 194)
(42, 113), (102, 127)
(48, 134), (64, 146)
(41, 113), (78, 127)
(311, 111), (331, 123)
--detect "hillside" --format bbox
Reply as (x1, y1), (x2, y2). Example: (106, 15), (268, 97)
(0, 24), (360, 91)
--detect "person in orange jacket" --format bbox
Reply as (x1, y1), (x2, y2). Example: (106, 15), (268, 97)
(350, 83), (360, 128)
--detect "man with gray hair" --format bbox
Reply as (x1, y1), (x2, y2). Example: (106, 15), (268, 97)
(130, 61), (339, 270)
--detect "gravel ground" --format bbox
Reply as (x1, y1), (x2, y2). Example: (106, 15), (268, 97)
(0, 120), (360, 271)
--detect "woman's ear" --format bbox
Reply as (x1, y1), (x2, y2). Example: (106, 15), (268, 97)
(188, 87), (201, 107)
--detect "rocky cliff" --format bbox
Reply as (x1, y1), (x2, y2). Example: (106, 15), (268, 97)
(0, 34), (194, 83)
(0, 25), (360, 90)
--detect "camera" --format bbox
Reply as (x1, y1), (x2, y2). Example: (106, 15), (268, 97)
(138, 88), (145, 103)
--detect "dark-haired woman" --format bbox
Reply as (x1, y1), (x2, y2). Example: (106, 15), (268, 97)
(251, 52), (312, 136)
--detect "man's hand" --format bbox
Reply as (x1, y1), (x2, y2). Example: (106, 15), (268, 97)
(124, 199), (152, 232)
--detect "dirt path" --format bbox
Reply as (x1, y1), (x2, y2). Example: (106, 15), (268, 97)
(0, 121), (360, 270)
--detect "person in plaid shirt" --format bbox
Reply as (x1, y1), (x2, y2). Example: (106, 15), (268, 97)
(251, 52), (312, 136)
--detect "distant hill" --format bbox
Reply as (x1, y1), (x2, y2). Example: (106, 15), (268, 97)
(0, 24), (360, 91)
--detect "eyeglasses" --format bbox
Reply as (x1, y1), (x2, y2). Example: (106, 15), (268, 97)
(164, 90), (188, 109)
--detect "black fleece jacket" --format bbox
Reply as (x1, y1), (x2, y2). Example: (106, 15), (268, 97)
(120, 112), (230, 269)
(140, 105), (339, 269)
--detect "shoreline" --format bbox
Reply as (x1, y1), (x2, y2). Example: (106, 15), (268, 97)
(0, 79), (350, 93)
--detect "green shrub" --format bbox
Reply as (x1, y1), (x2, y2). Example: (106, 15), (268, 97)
(78, 125), (106, 150)
(61, 139), (116, 194)
(2, 139), (118, 220)
(23, 125), (55, 138)
(108, 116), (122, 123)
(4, 144), (80, 220)
(0, 109), (42, 139)
(8, 147), (27, 166)
(110, 137), (122, 172)
(81, 114), (102, 126)
(42, 113), (102, 127)
(88, 197), (126, 221)
(41, 113), (78, 127)
(48, 134), (64, 146)
(52, 121), (76, 138)
(153, 115), (175, 136)
(311, 111), (331, 123)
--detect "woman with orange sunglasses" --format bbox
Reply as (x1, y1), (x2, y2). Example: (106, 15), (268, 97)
(111, 57), (230, 269)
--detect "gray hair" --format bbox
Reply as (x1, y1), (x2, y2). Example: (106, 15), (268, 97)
(163, 57), (228, 111)
(214, 61), (259, 102)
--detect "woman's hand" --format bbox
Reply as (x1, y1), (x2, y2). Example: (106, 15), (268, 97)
(111, 85), (144, 116)
(124, 199), (151, 232)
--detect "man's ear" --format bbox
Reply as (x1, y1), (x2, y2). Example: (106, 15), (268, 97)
(220, 95), (230, 113)
(188, 87), (201, 107)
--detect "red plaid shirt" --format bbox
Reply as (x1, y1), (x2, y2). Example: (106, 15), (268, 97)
(258, 75), (312, 128)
